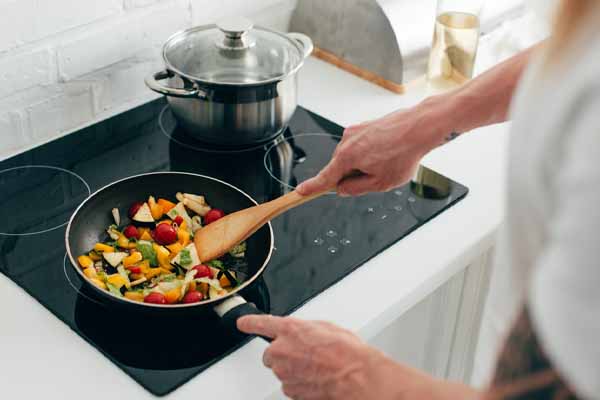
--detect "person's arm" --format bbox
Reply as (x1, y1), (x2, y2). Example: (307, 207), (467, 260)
(297, 43), (544, 197)
(237, 315), (480, 400)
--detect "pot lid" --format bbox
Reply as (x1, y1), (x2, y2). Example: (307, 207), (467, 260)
(163, 17), (311, 86)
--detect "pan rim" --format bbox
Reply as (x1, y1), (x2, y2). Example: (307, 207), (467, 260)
(65, 171), (274, 309)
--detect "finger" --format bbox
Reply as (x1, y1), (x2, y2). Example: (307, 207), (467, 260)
(296, 158), (350, 196)
(337, 174), (381, 196)
(263, 348), (274, 368)
(237, 315), (287, 339)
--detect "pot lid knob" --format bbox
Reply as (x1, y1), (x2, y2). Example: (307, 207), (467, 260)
(217, 16), (254, 39)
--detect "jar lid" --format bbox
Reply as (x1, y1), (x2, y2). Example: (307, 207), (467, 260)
(162, 17), (312, 86)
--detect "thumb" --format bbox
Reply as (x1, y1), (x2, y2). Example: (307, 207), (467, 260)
(297, 159), (348, 196)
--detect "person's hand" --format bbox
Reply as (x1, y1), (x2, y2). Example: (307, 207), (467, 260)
(296, 100), (450, 197)
(237, 315), (477, 400)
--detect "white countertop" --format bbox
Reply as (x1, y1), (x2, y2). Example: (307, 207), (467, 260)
(0, 54), (511, 399)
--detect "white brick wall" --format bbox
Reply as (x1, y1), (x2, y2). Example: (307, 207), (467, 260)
(0, 0), (297, 160)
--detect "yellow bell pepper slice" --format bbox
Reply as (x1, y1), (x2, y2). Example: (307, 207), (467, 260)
(166, 242), (183, 258)
(177, 228), (190, 247)
(83, 267), (97, 278)
(145, 268), (163, 279)
(77, 255), (94, 268)
(94, 243), (114, 253)
(107, 274), (127, 289)
(164, 287), (181, 304)
(124, 291), (145, 302)
(123, 252), (143, 267)
(90, 278), (107, 290)
(138, 227), (153, 241)
(88, 251), (101, 261)
(157, 198), (176, 214)
(219, 271), (235, 288)
(148, 196), (164, 220)
(153, 243), (172, 270)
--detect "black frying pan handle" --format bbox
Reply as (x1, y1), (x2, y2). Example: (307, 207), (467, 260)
(220, 302), (273, 343)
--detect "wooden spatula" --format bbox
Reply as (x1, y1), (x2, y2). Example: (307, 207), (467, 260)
(194, 188), (332, 262)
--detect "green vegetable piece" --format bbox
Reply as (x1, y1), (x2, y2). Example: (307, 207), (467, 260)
(136, 242), (158, 267)
(106, 282), (123, 297)
(207, 260), (224, 270)
(179, 249), (192, 267)
(228, 242), (246, 257)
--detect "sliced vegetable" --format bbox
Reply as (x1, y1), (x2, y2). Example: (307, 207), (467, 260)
(83, 267), (97, 279)
(132, 202), (154, 223)
(117, 265), (132, 289)
(183, 198), (211, 217)
(177, 226), (191, 247)
(191, 215), (202, 232)
(171, 243), (199, 269)
(157, 198), (176, 214)
(173, 215), (184, 226)
(111, 208), (120, 226)
(106, 226), (120, 240)
(166, 242), (183, 258)
(88, 251), (102, 261)
(164, 287), (181, 304)
(153, 243), (172, 270)
(183, 193), (206, 205)
(130, 277), (147, 287)
(166, 202), (192, 229)
(107, 274), (128, 289)
(124, 291), (144, 302)
(90, 278), (107, 290)
(136, 241), (158, 266)
(93, 243), (114, 253)
(77, 255), (94, 268)
(102, 252), (127, 268)
(106, 282), (123, 297)
(123, 251), (143, 267)
(219, 270), (236, 288)
(228, 242), (246, 258)
(148, 196), (164, 220)
(128, 202), (143, 219)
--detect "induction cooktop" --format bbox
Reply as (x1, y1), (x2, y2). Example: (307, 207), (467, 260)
(0, 98), (468, 396)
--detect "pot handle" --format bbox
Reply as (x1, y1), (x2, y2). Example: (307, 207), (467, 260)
(287, 32), (314, 59)
(144, 70), (203, 98)
(215, 295), (272, 343)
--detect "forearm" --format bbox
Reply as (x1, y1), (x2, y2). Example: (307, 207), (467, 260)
(414, 42), (544, 148)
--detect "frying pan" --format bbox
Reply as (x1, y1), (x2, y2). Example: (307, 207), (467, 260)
(65, 172), (273, 339)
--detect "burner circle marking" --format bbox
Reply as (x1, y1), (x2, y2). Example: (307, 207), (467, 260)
(63, 253), (104, 306)
(0, 165), (91, 236)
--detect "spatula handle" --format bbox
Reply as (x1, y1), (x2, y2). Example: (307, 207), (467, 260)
(261, 187), (334, 221)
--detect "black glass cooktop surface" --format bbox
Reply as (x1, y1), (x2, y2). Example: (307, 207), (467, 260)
(0, 98), (467, 396)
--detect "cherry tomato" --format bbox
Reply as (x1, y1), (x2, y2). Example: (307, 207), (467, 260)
(153, 223), (178, 245)
(182, 291), (204, 304)
(127, 266), (141, 274)
(204, 209), (225, 225)
(191, 264), (213, 279)
(173, 215), (184, 226)
(144, 292), (166, 304)
(128, 202), (143, 219)
(123, 225), (139, 239)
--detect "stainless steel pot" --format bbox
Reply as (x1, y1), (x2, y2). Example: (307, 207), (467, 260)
(145, 17), (313, 147)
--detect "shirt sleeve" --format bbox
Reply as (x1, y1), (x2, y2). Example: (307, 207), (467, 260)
(529, 89), (600, 400)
